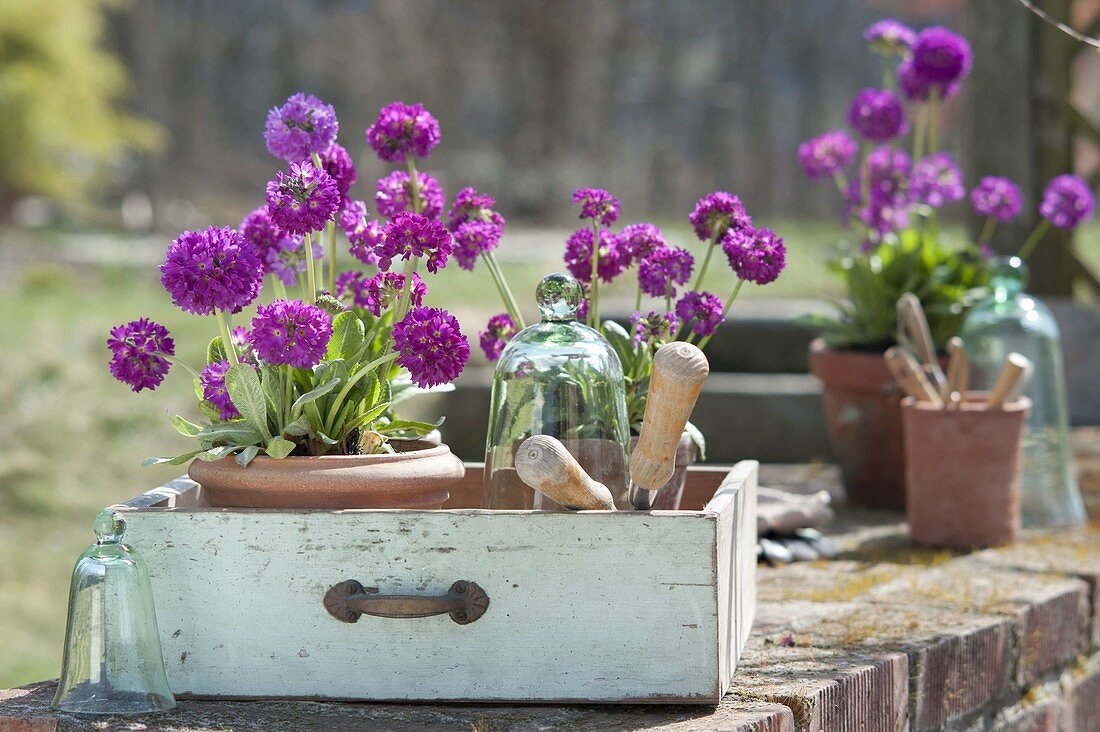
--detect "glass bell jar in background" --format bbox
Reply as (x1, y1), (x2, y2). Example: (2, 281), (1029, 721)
(53, 510), (176, 715)
(960, 256), (1086, 527)
(484, 273), (630, 510)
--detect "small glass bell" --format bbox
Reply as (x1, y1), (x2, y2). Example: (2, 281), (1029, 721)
(484, 273), (630, 509)
(53, 510), (176, 715)
(960, 256), (1086, 527)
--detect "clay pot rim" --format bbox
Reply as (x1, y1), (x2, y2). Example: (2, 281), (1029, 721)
(902, 395), (1031, 414)
(207, 443), (453, 469)
(809, 337), (889, 361)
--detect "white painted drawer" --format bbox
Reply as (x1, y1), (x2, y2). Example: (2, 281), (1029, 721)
(114, 461), (757, 704)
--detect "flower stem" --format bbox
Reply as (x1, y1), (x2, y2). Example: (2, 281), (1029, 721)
(406, 158), (423, 215)
(164, 355), (201, 381)
(927, 87), (940, 155)
(881, 57), (895, 91)
(697, 279), (745, 350)
(692, 232), (719, 292)
(1017, 219), (1052, 261)
(481, 250), (525, 328)
(216, 311), (239, 366)
(635, 281), (642, 311)
(326, 219), (337, 294)
(912, 103), (927, 162)
(588, 222), (601, 327)
(271, 274), (288, 302)
(978, 217), (997, 247)
(832, 171), (849, 196)
(304, 232), (318, 301)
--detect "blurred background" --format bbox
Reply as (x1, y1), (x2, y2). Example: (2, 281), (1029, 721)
(1, 0), (1099, 687)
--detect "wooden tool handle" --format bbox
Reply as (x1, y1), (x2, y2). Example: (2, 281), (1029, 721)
(986, 353), (1033, 408)
(884, 346), (944, 406)
(897, 293), (947, 389)
(630, 341), (709, 491)
(945, 336), (968, 403)
(514, 435), (615, 510)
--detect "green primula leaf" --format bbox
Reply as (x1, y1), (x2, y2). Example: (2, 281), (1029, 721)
(196, 422), (264, 449)
(264, 437), (296, 459)
(261, 365), (283, 417)
(224, 363), (271, 440)
(195, 445), (245, 462)
(197, 400), (223, 422)
(170, 414), (203, 437)
(281, 417), (311, 438)
(236, 445), (261, 467)
(293, 377), (340, 410)
(376, 417), (444, 437)
(327, 311), (366, 364)
(315, 431), (339, 446)
(142, 450), (206, 467)
(684, 421), (707, 461)
(207, 337), (227, 366)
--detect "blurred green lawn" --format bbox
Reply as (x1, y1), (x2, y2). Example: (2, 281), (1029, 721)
(1, 218), (1098, 687)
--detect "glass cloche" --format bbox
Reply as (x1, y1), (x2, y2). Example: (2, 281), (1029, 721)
(484, 273), (630, 509)
(960, 256), (1086, 527)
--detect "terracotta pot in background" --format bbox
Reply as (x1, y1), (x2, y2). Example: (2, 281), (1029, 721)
(629, 431), (698, 510)
(189, 442), (465, 509)
(902, 396), (1029, 548)
(809, 339), (908, 511)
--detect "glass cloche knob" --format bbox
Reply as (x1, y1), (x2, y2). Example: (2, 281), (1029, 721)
(93, 509), (126, 544)
(535, 273), (583, 322)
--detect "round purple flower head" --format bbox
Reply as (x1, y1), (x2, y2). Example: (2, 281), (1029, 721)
(160, 226), (263, 316)
(393, 307), (470, 388)
(723, 227), (787, 285)
(107, 318), (174, 393)
(264, 234), (320, 288)
(366, 101), (441, 164)
(379, 211), (453, 273)
(264, 93), (338, 162)
(239, 206), (288, 273)
(971, 177), (1023, 222)
(619, 222), (667, 265)
(847, 88), (907, 142)
(897, 59), (961, 102)
(798, 130), (858, 181)
(376, 170), (444, 220)
(338, 200), (385, 265)
(630, 311), (680, 347)
(447, 187), (505, 230)
(452, 220), (503, 271)
(479, 313), (518, 361)
(563, 228), (625, 284)
(637, 246), (694, 298)
(1040, 175), (1095, 229)
(265, 161), (341, 236)
(911, 27), (972, 87)
(911, 153), (965, 209)
(336, 270), (426, 316)
(675, 291), (725, 338)
(250, 299), (333, 369)
(572, 188), (620, 227)
(199, 360), (238, 420)
(316, 143), (358, 202)
(689, 191), (752, 242)
(867, 146), (912, 203)
(864, 19), (916, 56)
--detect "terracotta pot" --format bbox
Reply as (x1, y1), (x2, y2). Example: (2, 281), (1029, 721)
(809, 339), (909, 511)
(188, 442), (465, 509)
(629, 431), (698, 510)
(902, 396), (1029, 548)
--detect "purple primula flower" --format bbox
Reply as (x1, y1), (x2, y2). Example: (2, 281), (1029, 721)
(619, 222), (667, 265)
(393, 307), (470, 388)
(637, 246), (694, 298)
(576, 297), (589, 323)
(447, 187), (505, 230)
(378, 211), (453, 273)
(264, 233), (320, 288)
(563, 228), (626, 284)
(723, 227), (787, 285)
(239, 206), (284, 274)
(375, 170), (444, 220)
(630, 311), (680, 347)
(675, 291), (725, 338)
(107, 318), (174, 393)
(265, 161), (341, 235)
(199, 360), (238, 420)
(479, 313), (518, 361)
(867, 146), (912, 204)
(911, 27), (972, 87)
(366, 101), (441, 164)
(911, 153), (965, 208)
(230, 326), (250, 350)
(971, 176), (1023, 222)
(452, 220), (503, 271)
(336, 270), (426, 316)
(689, 191), (752, 242)
(316, 143), (357, 203)
(249, 299), (333, 369)
(843, 147), (913, 237)
(338, 200), (385, 265)
(264, 93), (339, 162)
(798, 130), (859, 181)
(160, 226), (264, 316)
(1040, 175), (1095, 229)
(847, 88), (908, 142)
(897, 59), (962, 102)
(572, 188), (621, 227)
(864, 19), (916, 56)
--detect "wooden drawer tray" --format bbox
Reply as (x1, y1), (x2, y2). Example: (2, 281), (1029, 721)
(113, 461), (757, 704)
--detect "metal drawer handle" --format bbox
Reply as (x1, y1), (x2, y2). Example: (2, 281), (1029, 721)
(323, 579), (489, 625)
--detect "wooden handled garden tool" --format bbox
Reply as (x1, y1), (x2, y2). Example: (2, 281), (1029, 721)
(515, 435), (616, 510)
(884, 346), (944, 407)
(985, 353), (1033, 408)
(630, 341), (710, 510)
(897, 293), (947, 395)
(945, 336), (969, 406)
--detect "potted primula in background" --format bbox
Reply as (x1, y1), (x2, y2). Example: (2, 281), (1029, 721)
(467, 186), (787, 509)
(108, 96), (482, 509)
